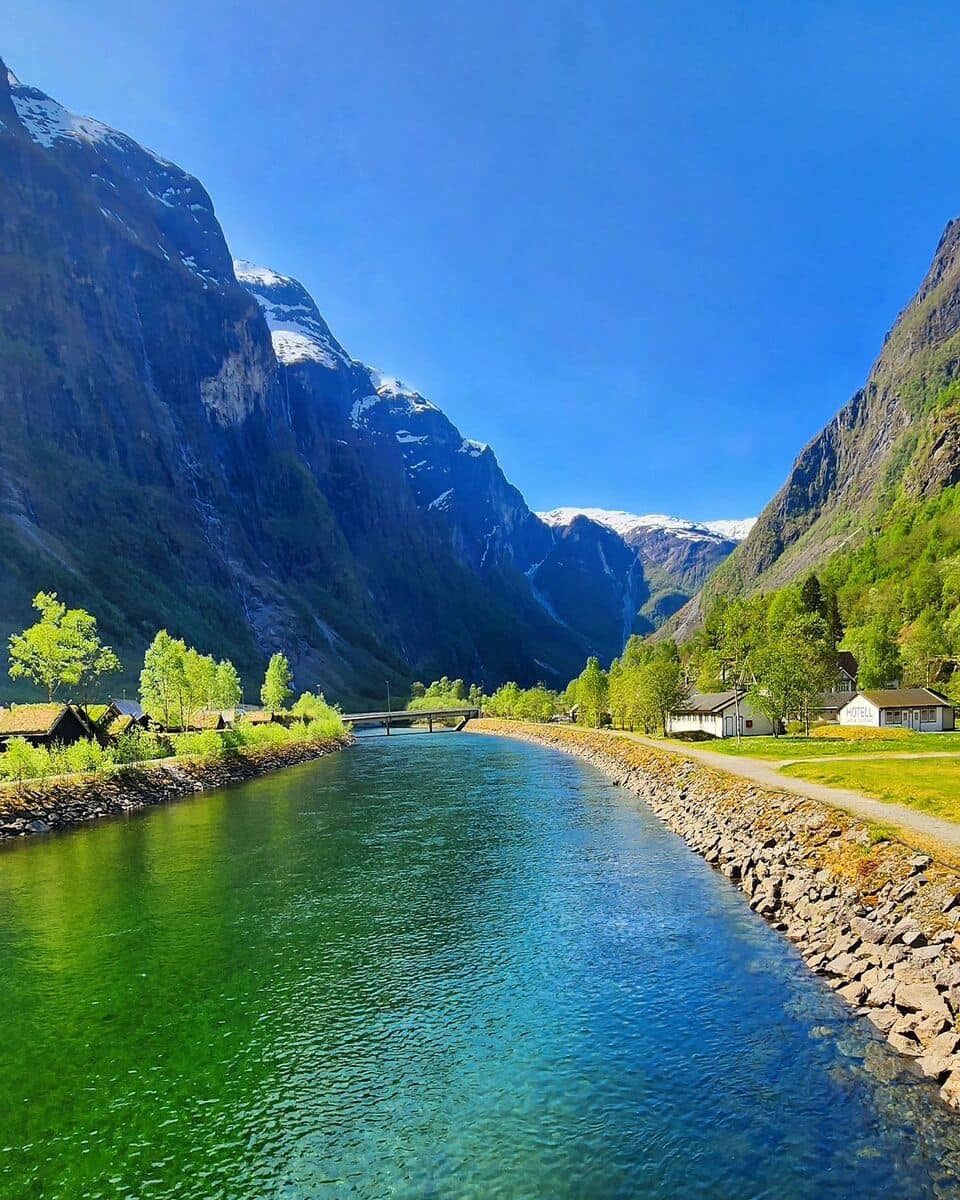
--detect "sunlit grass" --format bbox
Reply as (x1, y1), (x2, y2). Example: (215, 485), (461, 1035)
(663, 729), (960, 761)
(781, 758), (960, 822)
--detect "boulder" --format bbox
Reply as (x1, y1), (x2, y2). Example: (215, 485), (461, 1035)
(941, 1072), (960, 1110)
(895, 982), (952, 1022)
(839, 980), (869, 1005)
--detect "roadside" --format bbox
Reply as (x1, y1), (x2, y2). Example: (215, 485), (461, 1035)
(599, 728), (960, 852)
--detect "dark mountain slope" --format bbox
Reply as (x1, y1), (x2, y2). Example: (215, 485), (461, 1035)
(0, 56), (746, 699)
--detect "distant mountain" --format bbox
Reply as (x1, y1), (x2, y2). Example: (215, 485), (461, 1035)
(0, 57), (747, 701)
(539, 508), (754, 631)
(667, 217), (960, 640)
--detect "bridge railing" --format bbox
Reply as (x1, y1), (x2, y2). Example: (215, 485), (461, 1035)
(342, 707), (481, 733)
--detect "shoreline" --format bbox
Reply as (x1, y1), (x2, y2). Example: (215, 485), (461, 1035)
(0, 734), (353, 842)
(470, 719), (960, 1110)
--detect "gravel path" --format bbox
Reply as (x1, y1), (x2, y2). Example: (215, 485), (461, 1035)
(610, 730), (960, 849)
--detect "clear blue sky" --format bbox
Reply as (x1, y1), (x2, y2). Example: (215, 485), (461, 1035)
(6, 2), (960, 519)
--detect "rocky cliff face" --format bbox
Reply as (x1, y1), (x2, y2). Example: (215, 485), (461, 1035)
(0, 58), (746, 699)
(668, 218), (960, 640)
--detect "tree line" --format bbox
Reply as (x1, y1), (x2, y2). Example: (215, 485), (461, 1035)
(6, 591), (301, 723)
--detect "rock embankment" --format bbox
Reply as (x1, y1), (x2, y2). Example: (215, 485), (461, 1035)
(472, 720), (960, 1110)
(0, 735), (352, 841)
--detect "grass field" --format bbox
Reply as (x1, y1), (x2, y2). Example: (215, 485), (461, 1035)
(781, 757), (960, 822)
(666, 729), (960, 761)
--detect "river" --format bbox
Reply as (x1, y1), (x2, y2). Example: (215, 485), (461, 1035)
(0, 732), (958, 1198)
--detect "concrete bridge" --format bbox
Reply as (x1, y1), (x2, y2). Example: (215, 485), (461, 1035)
(342, 707), (480, 734)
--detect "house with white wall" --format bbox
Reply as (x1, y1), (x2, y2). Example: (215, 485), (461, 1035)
(836, 688), (955, 733)
(666, 691), (777, 739)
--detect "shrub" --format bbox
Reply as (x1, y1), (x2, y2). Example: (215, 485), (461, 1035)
(171, 729), (225, 760)
(112, 729), (170, 765)
(810, 724), (907, 741)
(0, 737), (39, 784)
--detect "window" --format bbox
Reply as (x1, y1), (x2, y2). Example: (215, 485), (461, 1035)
(921, 707), (936, 722)
(886, 710), (901, 725)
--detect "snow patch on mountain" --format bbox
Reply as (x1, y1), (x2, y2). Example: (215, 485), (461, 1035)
(539, 507), (755, 544)
(368, 368), (419, 399)
(233, 259), (348, 369)
(702, 517), (757, 541)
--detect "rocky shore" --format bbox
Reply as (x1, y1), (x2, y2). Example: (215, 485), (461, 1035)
(472, 719), (960, 1110)
(0, 734), (352, 842)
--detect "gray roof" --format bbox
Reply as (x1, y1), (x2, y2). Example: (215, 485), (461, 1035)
(816, 690), (857, 710)
(850, 688), (951, 709)
(111, 699), (144, 718)
(675, 690), (743, 714)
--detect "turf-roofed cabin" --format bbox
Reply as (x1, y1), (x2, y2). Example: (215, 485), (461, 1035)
(87, 700), (150, 738)
(0, 704), (96, 749)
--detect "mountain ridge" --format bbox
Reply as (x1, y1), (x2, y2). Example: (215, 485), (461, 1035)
(0, 57), (745, 700)
(665, 215), (960, 641)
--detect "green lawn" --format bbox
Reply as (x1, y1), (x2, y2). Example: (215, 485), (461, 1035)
(664, 730), (960, 761)
(781, 757), (960, 822)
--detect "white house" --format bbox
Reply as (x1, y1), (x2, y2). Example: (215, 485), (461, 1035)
(837, 688), (955, 733)
(666, 691), (777, 739)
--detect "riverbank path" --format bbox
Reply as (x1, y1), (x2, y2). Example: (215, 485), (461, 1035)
(605, 729), (960, 851)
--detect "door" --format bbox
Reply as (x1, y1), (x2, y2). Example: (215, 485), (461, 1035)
(724, 715), (735, 737)
(914, 709), (921, 731)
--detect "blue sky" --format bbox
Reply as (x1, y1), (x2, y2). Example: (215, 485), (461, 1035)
(6, 2), (960, 519)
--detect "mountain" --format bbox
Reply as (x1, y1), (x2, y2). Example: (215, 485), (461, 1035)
(539, 508), (754, 631)
(667, 217), (960, 640)
(0, 57), (750, 702)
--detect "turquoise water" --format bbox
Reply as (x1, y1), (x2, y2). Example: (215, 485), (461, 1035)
(0, 733), (958, 1198)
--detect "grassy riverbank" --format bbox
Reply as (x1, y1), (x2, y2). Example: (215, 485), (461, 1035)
(672, 727), (960, 761)
(0, 725), (352, 838)
(0, 710), (346, 793)
(782, 758), (960, 823)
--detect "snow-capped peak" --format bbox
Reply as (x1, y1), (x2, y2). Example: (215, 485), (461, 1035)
(701, 517), (757, 541)
(538, 507), (755, 544)
(368, 368), (420, 399)
(233, 259), (349, 370)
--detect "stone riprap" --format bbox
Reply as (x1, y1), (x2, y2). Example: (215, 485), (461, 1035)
(0, 735), (352, 841)
(471, 720), (960, 1110)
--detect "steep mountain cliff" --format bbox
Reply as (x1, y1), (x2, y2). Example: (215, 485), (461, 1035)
(0, 58), (743, 700)
(668, 217), (960, 640)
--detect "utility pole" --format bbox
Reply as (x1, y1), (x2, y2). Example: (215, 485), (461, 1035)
(386, 680), (391, 735)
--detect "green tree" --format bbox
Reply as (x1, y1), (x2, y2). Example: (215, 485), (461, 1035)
(183, 649), (217, 723)
(749, 613), (832, 735)
(899, 608), (947, 686)
(607, 658), (626, 728)
(213, 659), (242, 710)
(261, 652), (293, 712)
(823, 590), (843, 650)
(576, 657), (608, 728)
(140, 630), (189, 728)
(637, 652), (687, 734)
(8, 591), (120, 705)
(800, 573), (826, 617)
(842, 615), (901, 689)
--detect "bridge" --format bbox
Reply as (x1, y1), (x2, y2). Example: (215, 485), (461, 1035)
(341, 706), (481, 734)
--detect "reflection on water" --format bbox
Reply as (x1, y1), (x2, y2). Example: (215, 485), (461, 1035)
(0, 734), (957, 1198)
